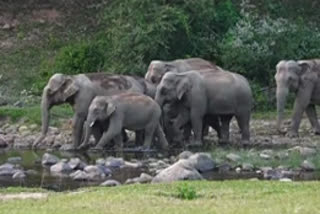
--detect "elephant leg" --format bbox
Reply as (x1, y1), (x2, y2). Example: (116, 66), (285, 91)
(95, 119), (122, 150)
(305, 104), (320, 135)
(113, 133), (124, 151)
(122, 129), (129, 143)
(72, 114), (86, 148)
(190, 112), (203, 146)
(219, 115), (233, 143)
(135, 130), (144, 146)
(154, 124), (169, 150)
(142, 122), (157, 150)
(288, 86), (313, 137)
(235, 112), (250, 144)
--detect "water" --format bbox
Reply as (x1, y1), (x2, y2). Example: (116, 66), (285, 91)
(0, 149), (319, 192)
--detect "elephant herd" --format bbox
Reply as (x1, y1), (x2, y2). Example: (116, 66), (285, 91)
(32, 57), (320, 151)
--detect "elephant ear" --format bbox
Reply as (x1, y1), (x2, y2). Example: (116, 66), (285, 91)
(48, 74), (65, 94)
(164, 63), (177, 73)
(176, 77), (191, 100)
(298, 61), (311, 74)
(62, 78), (79, 101)
(106, 102), (116, 118)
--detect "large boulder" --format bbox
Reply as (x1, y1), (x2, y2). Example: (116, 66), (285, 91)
(50, 162), (72, 174)
(0, 163), (17, 176)
(84, 165), (107, 180)
(42, 153), (59, 166)
(152, 159), (203, 183)
(186, 153), (215, 172)
(70, 170), (89, 181)
(125, 173), (153, 184)
(105, 157), (125, 168)
(68, 158), (86, 170)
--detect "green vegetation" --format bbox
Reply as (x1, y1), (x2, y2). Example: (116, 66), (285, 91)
(176, 183), (198, 200)
(0, 105), (72, 125)
(2, 0), (320, 111)
(0, 181), (320, 213)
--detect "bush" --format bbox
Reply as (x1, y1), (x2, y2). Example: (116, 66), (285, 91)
(176, 183), (197, 200)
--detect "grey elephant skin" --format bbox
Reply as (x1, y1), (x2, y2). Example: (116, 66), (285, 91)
(34, 73), (156, 149)
(145, 57), (219, 85)
(145, 58), (221, 142)
(155, 69), (253, 145)
(79, 92), (169, 150)
(275, 59), (320, 137)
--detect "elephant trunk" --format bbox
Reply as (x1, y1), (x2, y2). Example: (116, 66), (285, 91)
(33, 88), (51, 147)
(276, 86), (289, 131)
(155, 92), (164, 108)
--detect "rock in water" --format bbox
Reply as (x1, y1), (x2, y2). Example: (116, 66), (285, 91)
(50, 162), (72, 174)
(42, 153), (59, 166)
(152, 159), (203, 183)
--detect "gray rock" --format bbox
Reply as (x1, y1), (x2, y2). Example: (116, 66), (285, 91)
(259, 153), (271, 160)
(279, 178), (292, 182)
(0, 163), (17, 176)
(263, 169), (283, 180)
(97, 165), (112, 176)
(242, 163), (254, 171)
(70, 170), (89, 181)
(178, 151), (193, 160)
(84, 165), (106, 180)
(42, 153), (59, 166)
(100, 179), (121, 187)
(50, 162), (72, 174)
(187, 153), (215, 172)
(152, 159), (203, 183)
(301, 160), (315, 171)
(217, 163), (232, 172)
(68, 158), (86, 170)
(96, 158), (106, 166)
(18, 126), (28, 133)
(226, 153), (241, 162)
(7, 157), (22, 164)
(0, 135), (8, 148)
(25, 169), (38, 176)
(122, 161), (143, 169)
(12, 170), (26, 180)
(105, 157), (125, 168)
(289, 146), (316, 157)
(59, 144), (75, 151)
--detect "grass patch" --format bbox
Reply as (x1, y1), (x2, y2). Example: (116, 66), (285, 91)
(0, 181), (319, 213)
(176, 183), (198, 200)
(0, 104), (73, 126)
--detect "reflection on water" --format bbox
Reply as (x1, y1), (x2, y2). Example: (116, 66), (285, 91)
(0, 149), (319, 192)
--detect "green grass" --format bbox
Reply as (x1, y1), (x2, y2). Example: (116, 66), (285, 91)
(211, 147), (320, 170)
(0, 181), (319, 214)
(0, 104), (73, 126)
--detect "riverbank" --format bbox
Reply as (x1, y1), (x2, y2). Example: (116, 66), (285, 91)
(0, 181), (319, 214)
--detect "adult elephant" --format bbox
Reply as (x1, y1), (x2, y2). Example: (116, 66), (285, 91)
(155, 69), (253, 145)
(33, 73), (155, 149)
(275, 60), (320, 137)
(145, 58), (219, 85)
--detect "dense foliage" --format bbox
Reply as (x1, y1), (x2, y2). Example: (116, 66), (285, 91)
(36, 0), (320, 111)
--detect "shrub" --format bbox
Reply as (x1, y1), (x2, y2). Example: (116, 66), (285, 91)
(176, 183), (197, 200)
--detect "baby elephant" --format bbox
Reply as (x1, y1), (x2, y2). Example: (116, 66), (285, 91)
(78, 92), (168, 151)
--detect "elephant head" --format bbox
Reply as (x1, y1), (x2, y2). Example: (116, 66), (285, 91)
(155, 72), (191, 107)
(275, 60), (311, 131)
(86, 97), (116, 128)
(35, 74), (80, 146)
(145, 61), (178, 85)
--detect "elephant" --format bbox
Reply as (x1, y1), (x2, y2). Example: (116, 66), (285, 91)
(33, 72), (156, 149)
(162, 101), (221, 146)
(275, 59), (320, 137)
(145, 57), (219, 85)
(78, 92), (169, 150)
(155, 69), (253, 145)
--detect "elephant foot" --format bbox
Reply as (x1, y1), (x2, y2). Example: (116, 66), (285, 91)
(188, 140), (202, 147)
(218, 138), (229, 145)
(93, 145), (104, 151)
(240, 139), (251, 147)
(286, 131), (299, 138)
(77, 143), (90, 151)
